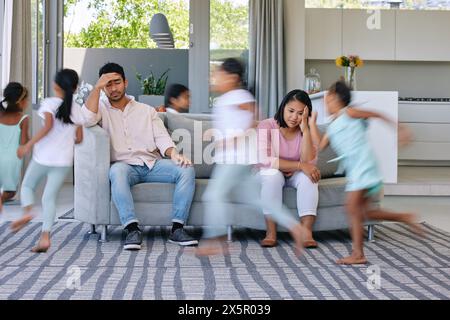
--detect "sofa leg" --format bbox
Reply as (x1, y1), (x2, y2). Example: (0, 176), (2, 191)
(99, 225), (109, 243)
(227, 226), (233, 243)
(367, 225), (375, 242)
(87, 224), (98, 235)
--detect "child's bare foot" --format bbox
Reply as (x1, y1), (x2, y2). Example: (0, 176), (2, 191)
(10, 214), (33, 233)
(289, 224), (306, 257)
(337, 253), (368, 265)
(195, 238), (229, 257)
(402, 213), (425, 237)
(31, 233), (51, 253)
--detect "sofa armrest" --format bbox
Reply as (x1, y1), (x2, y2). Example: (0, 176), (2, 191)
(74, 126), (111, 225)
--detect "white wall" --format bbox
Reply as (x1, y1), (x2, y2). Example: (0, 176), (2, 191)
(306, 60), (450, 98)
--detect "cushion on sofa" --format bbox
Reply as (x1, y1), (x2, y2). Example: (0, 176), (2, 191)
(166, 112), (215, 179)
(129, 177), (348, 209)
(316, 124), (341, 179)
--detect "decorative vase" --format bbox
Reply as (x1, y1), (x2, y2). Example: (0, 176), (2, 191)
(344, 66), (357, 90)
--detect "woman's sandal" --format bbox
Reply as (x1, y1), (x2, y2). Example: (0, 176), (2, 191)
(303, 240), (318, 249)
(260, 238), (278, 248)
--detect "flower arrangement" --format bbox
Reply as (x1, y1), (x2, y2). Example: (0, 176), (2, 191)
(335, 55), (363, 89)
(136, 68), (170, 96)
(335, 55), (364, 68)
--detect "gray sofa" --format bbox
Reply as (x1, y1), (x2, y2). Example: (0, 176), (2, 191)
(74, 112), (379, 242)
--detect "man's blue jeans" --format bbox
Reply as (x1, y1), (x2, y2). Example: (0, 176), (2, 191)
(109, 159), (196, 227)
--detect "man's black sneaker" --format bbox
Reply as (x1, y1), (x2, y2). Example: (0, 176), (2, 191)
(169, 228), (198, 246)
(124, 229), (143, 250)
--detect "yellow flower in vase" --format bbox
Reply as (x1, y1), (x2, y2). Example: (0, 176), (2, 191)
(336, 55), (364, 90)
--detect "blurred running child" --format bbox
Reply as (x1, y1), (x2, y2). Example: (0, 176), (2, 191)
(11, 69), (84, 253)
(309, 80), (422, 265)
(196, 58), (307, 256)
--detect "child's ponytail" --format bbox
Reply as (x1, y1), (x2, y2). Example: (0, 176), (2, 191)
(0, 82), (28, 113)
(54, 69), (79, 124)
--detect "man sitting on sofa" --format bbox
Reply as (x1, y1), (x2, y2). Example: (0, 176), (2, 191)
(81, 62), (198, 251)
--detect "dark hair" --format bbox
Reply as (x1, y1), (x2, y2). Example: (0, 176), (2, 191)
(328, 80), (352, 107)
(54, 69), (79, 124)
(1, 82), (28, 113)
(274, 90), (313, 128)
(220, 58), (244, 83)
(99, 62), (126, 81)
(165, 84), (189, 108)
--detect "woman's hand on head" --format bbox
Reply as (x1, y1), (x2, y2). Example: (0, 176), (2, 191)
(300, 107), (310, 133)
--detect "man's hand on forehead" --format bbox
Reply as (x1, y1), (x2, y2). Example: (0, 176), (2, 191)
(96, 73), (122, 90)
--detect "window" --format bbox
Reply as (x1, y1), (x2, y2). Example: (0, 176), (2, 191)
(64, 0), (190, 49)
(209, 0), (250, 104)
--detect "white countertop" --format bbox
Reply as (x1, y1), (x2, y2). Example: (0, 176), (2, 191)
(399, 101), (450, 105)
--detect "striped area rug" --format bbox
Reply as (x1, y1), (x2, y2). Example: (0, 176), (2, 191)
(0, 221), (448, 300)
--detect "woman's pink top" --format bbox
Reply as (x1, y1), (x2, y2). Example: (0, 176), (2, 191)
(257, 118), (317, 168)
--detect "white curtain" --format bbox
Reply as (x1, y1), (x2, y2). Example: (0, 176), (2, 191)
(9, 0), (32, 87)
(1, 0), (13, 89)
(248, 0), (285, 119)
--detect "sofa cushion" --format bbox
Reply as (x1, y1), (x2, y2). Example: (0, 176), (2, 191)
(130, 176), (348, 210)
(166, 112), (215, 179)
(316, 124), (341, 179)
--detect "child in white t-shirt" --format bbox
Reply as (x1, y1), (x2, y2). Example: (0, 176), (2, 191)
(11, 69), (85, 253)
(196, 58), (307, 256)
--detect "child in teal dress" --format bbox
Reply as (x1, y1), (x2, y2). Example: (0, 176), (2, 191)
(310, 81), (423, 265)
(0, 83), (30, 212)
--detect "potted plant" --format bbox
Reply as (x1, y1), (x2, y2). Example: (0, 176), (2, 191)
(136, 68), (170, 107)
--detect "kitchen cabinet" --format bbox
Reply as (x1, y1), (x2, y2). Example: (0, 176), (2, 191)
(398, 102), (450, 160)
(306, 9), (450, 62)
(306, 9), (342, 60)
(396, 10), (450, 61)
(342, 9), (396, 60)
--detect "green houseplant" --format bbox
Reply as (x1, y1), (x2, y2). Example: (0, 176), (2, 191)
(136, 68), (170, 107)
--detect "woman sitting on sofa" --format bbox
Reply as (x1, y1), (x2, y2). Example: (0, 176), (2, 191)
(257, 89), (321, 248)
